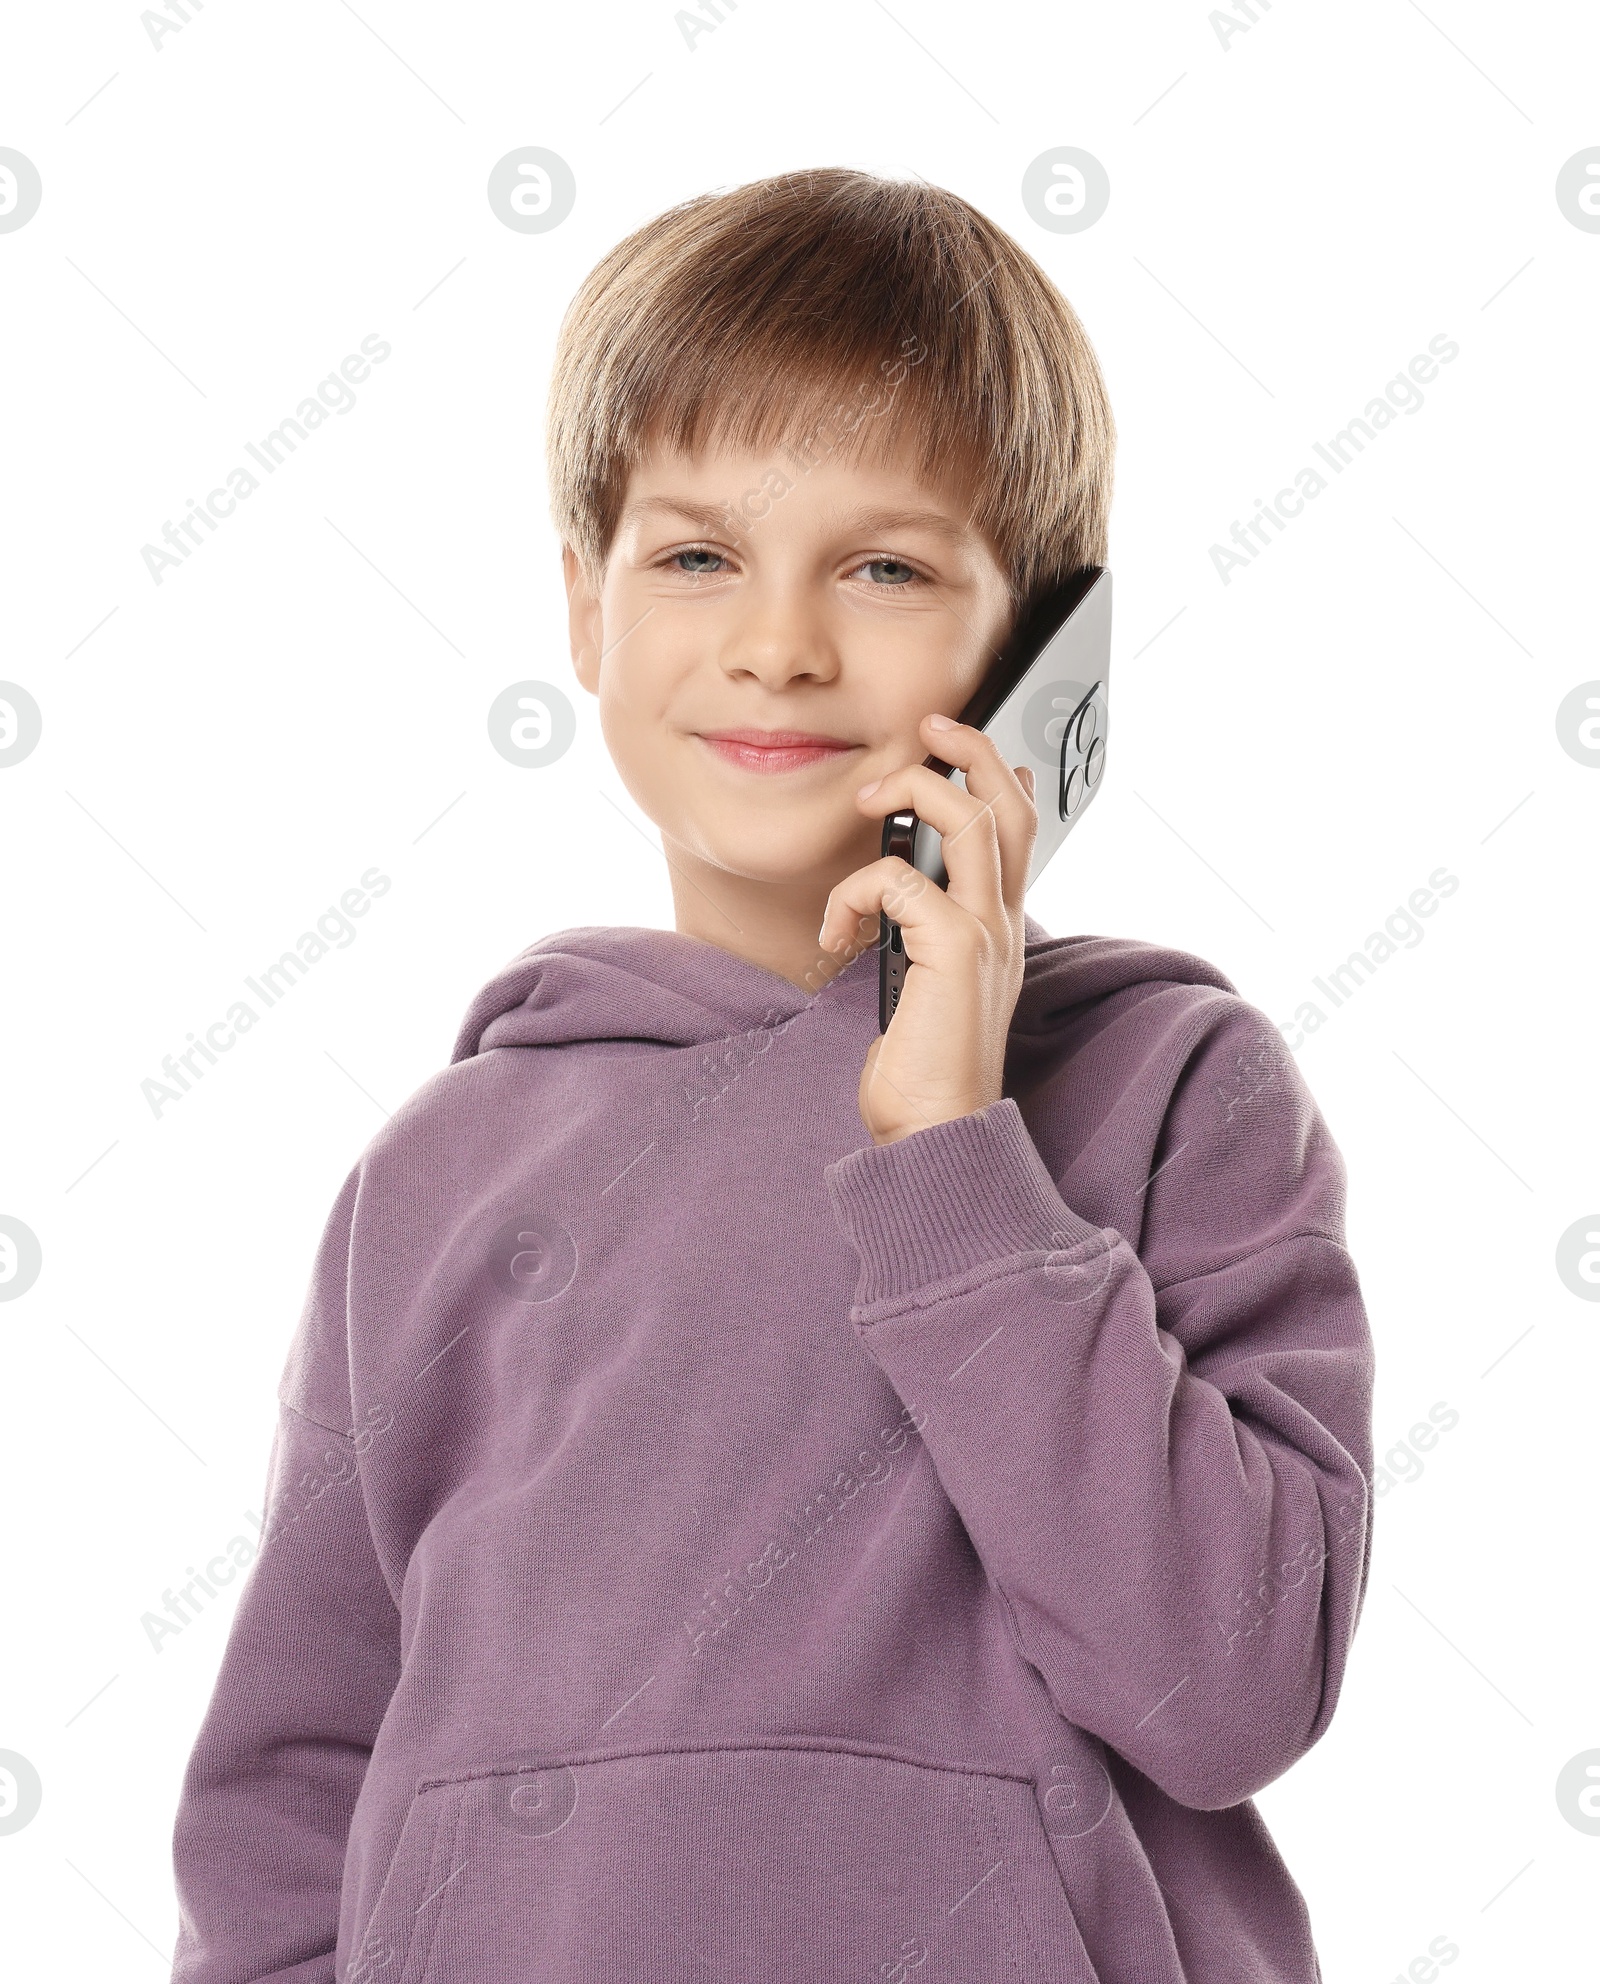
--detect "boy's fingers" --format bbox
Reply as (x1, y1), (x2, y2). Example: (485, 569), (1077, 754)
(870, 720), (1037, 910)
(921, 718), (1039, 907)
(859, 764), (1005, 923)
(820, 855), (967, 963)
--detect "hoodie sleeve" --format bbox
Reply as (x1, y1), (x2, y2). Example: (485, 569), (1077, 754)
(170, 1165), (402, 1984)
(823, 996), (1374, 1813)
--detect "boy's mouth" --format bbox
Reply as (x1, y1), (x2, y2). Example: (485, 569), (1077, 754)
(695, 728), (860, 775)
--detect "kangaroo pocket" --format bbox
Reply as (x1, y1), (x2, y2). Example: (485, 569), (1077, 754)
(353, 1739), (1099, 1983)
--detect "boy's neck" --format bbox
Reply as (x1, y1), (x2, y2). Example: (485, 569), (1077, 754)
(665, 848), (867, 994)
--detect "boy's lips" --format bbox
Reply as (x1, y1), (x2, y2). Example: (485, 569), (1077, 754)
(695, 728), (861, 775)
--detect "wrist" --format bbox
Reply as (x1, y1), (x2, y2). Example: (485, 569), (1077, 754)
(871, 1095), (997, 1146)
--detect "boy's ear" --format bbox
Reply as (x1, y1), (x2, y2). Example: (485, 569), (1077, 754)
(562, 544), (603, 697)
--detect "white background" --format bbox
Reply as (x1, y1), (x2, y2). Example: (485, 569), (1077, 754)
(2, 2), (1597, 1978)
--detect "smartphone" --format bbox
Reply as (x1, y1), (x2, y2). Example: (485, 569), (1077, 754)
(878, 564), (1112, 1032)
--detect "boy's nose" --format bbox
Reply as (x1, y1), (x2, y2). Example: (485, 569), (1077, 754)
(718, 591), (841, 687)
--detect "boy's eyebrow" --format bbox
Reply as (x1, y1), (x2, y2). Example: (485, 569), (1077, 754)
(828, 505), (977, 544)
(619, 495), (977, 543)
(619, 497), (741, 535)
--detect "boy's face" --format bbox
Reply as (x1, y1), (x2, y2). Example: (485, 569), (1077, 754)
(563, 432), (1016, 902)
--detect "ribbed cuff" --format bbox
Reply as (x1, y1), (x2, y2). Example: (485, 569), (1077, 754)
(824, 1099), (1102, 1312)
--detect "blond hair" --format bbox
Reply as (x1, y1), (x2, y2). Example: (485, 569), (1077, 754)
(545, 167), (1115, 606)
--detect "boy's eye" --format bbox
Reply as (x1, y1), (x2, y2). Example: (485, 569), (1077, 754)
(667, 546), (729, 576)
(854, 558), (921, 587)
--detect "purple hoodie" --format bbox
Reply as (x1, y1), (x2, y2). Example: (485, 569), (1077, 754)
(169, 914), (1373, 1984)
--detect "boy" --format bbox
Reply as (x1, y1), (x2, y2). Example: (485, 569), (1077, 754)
(170, 169), (1374, 1983)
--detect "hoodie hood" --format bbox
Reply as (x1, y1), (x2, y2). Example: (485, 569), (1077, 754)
(450, 913), (1239, 1064)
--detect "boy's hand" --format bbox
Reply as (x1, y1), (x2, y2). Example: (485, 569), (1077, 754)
(820, 714), (1039, 1147)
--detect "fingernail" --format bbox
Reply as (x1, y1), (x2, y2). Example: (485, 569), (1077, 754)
(925, 713), (956, 730)
(856, 777), (881, 798)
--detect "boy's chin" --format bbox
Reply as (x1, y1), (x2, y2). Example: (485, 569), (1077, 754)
(692, 814), (877, 888)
